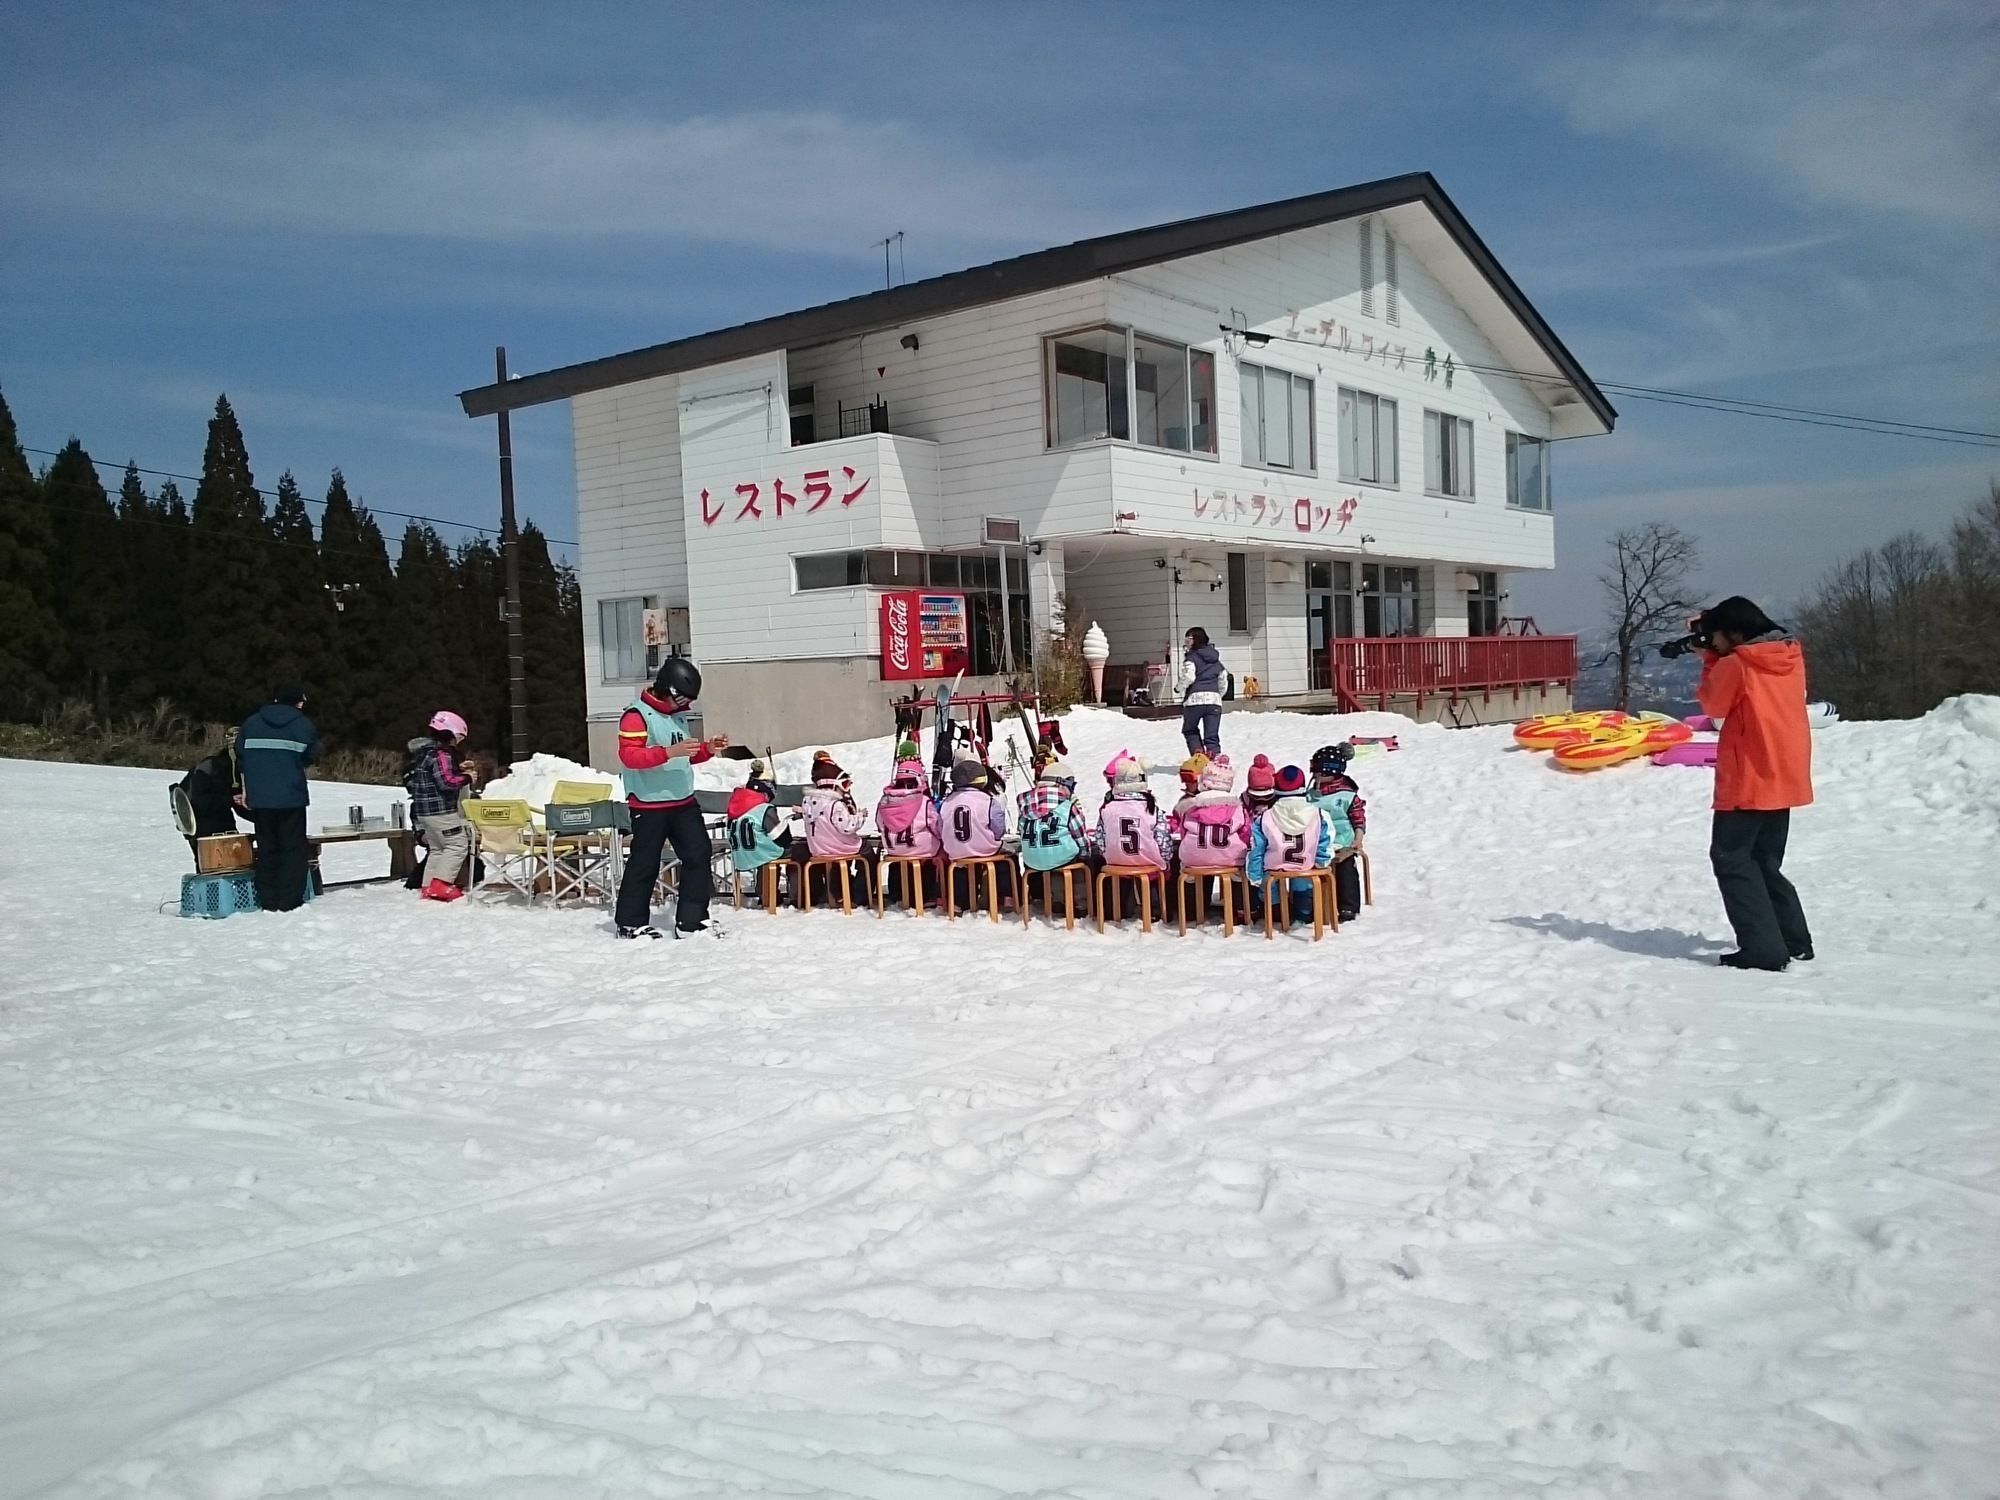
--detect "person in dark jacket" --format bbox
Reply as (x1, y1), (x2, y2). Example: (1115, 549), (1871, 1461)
(1180, 626), (1225, 758)
(177, 746), (243, 854)
(235, 686), (321, 912)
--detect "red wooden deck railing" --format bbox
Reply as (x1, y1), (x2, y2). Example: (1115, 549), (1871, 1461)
(1327, 634), (1578, 712)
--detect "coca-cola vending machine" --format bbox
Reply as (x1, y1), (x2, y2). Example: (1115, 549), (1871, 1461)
(879, 590), (970, 680)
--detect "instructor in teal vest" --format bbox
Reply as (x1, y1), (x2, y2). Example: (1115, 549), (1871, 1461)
(613, 657), (729, 939)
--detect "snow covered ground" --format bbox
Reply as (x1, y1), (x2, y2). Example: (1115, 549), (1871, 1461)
(3, 701), (1997, 1499)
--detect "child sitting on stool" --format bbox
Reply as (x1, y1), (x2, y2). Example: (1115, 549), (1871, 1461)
(1309, 743), (1367, 922)
(727, 768), (800, 906)
(1248, 763), (1332, 926)
(1097, 756), (1174, 919)
(801, 751), (873, 906)
(940, 758), (1015, 909)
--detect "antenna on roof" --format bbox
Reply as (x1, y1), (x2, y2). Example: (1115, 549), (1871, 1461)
(874, 230), (905, 290)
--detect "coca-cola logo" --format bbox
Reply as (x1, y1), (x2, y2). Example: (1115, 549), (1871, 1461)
(885, 596), (911, 672)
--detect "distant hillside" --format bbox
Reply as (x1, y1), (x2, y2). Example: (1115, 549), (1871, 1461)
(1571, 630), (1701, 715)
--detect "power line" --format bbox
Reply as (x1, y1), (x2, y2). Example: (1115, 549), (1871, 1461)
(1245, 332), (2000, 449)
(22, 446), (581, 549)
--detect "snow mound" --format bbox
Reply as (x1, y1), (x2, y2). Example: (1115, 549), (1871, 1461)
(481, 753), (617, 808)
(2, 701), (1996, 1498)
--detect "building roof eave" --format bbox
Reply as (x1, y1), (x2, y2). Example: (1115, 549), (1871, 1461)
(457, 171), (1616, 432)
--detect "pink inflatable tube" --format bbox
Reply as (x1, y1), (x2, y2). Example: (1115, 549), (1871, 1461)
(1651, 741), (1718, 768)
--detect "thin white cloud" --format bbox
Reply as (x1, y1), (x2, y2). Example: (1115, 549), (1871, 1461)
(3, 104), (1139, 259)
(1542, 1), (2000, 230)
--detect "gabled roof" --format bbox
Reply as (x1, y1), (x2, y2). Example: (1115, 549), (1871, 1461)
(458, 171), (1615, 430)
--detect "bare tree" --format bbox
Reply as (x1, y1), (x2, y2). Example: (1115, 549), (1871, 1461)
(1599, 522), (1702, 710)
(1796, 486), (1998, 719)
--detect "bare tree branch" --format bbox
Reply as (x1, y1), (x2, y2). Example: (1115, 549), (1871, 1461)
(1599, 522), (1701, 711)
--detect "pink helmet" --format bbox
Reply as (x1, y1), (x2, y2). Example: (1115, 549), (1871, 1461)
(428, 710), (468, 740)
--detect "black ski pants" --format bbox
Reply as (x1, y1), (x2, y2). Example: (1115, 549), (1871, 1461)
(616, 803), (713, 931)
(1710, 809), (1812, 967)
(249, 807), (310, 912)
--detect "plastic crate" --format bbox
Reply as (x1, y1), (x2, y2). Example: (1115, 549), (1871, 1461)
(180, 871), (259, 919)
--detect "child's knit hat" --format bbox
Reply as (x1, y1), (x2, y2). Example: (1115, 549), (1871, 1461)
(810, 750), (845, 784)
(1179, 753), (1209, 788)
(1111, 759), (1150, 796)
(890, 756), (925, 789)
(895, 739), (919, 761)
(1103, 749), (1135, 784)
(1199, 753), (1235, 793)
(1274, 763), (1308, 795)
(1038, 758), (1076, 785)
(951, 758), (988, 792)
(1246, 754), (1277, 793)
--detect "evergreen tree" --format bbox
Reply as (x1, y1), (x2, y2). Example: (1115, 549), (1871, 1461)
(517, 522), (585, 759)
(0, 388), (58, 714)
(186, 396), (278, 723)
(390, 521), (460, 737)
(317, 469), (398, 747)
(451, 537), (509, 763)
(143, 479), (195, 713)
(41, 438), (123, 711)
(265, 471), (338, 711)
(115, 463), (156, 700)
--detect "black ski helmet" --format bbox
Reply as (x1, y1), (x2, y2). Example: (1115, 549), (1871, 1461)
(1309, 742), (1353, 776)
(652, 656), (702, 705)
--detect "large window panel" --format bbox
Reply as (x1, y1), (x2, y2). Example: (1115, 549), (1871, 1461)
(1242, 361), (1314, 471)
(1188, 349), (1216, 454)
(598, 594), (661, 681)
(1425, 410), (1474, 498)
(1133, 333), (1189, 450)
(1050, 326), (1128, 445)
(1507, 432), (1550, 510)
(1339, 387), (1398, 485)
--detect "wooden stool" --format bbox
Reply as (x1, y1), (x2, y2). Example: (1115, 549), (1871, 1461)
(945, 855), (1016, 922)
(1260, 869), (1340, 941)
(1359, 849), (1374, 905)
(800, 855), (857, 915)
(1022, 862), (1092, 930)
(875, 854), (934, 917)
(730, 860), (788, 914)
(1176, 867), (1249, 936)
(1096, 865), (1167, 934)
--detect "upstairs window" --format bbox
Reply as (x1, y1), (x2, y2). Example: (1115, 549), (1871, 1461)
(1506, 432), (1551, 511)
(1046, 325), (1216, 454)
(598, 594), (662, 682)
(1240, 362), (1315, 472)
(1337, 387), (1399, 486)
(1424, 410), (1475, 498)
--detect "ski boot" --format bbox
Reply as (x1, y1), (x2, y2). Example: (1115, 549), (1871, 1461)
(421, 878), (464, 903)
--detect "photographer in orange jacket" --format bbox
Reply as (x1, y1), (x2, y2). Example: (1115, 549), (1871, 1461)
(1684, 597), (1815, 972)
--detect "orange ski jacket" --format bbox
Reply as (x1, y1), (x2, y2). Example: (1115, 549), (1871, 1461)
(1697, 637), (1814, 811)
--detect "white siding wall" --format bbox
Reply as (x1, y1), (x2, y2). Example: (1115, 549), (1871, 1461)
(573, 204), (1578, 714)
(1062, 547), (1169, 673)
(783, 283), (1118, 547)
(573, 373), (687, 720)
(1099, 212), (1558, 570)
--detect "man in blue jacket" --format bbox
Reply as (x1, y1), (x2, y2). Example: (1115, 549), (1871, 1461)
(235, 686), (321, 911)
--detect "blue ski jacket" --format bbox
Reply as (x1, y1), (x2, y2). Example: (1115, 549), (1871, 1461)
(235, 702), (320, 811)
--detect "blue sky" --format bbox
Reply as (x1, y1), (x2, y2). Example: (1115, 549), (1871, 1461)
(3, 0), (1995, 631)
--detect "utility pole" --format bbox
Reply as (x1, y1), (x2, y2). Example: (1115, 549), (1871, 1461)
(494, 345), (530, 756)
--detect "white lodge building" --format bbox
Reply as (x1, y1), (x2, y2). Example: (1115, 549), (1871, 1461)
(458, 173), (1615, 765)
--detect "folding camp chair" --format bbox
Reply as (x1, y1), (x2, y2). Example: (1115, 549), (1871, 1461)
(464, 798), (539, 901)
(540, 784), (625, 903)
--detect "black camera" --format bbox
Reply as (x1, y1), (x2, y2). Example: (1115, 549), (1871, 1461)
(1657, 630), (1708, 661)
